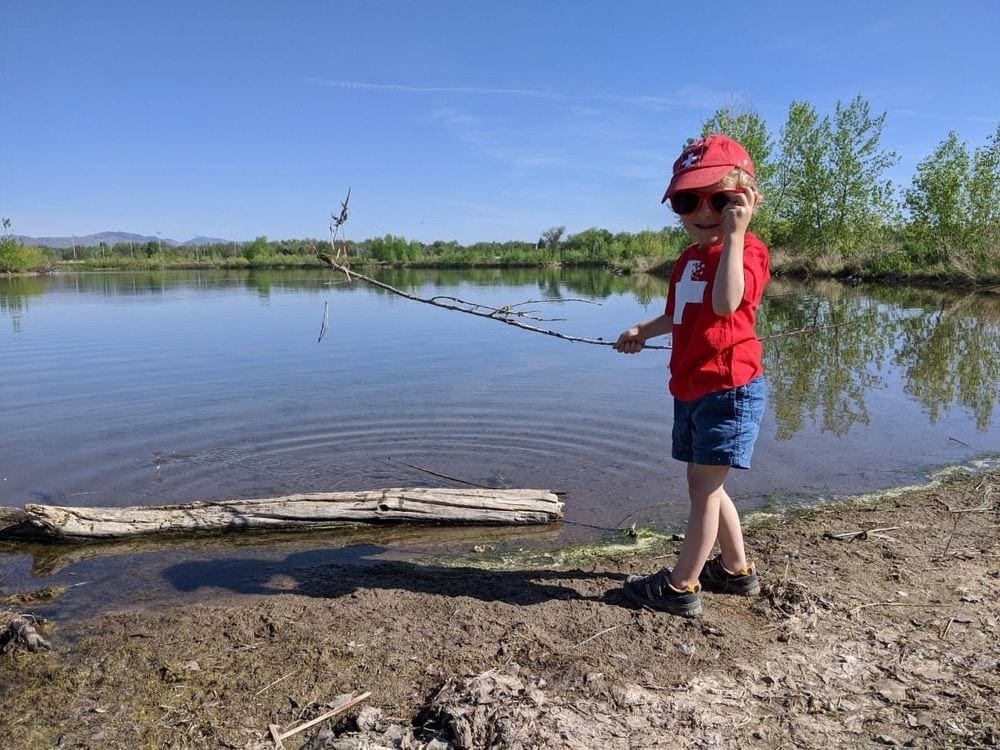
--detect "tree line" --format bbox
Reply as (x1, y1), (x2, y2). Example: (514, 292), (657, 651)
(703, 96), (999, 278)
(3, 94), (997, 280)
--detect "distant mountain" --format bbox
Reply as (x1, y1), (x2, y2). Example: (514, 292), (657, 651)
(13, 232), (233, 248)
(181, 235), (232, 246)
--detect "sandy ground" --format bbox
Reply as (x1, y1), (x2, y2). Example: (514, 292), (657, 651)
(1, 467), (998, 749)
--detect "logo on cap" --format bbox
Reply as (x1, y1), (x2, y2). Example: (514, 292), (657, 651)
(679, 150), (700, 169)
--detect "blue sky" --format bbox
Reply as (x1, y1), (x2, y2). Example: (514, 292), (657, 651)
(2, 1), (998, 244)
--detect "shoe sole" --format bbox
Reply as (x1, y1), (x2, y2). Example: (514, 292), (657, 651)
(699, 579), (761, 596)
(623, 578), (702, 617)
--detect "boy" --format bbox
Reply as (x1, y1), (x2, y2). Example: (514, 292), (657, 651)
(614, 134), (769, 617)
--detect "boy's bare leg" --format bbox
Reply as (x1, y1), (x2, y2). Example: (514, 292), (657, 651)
(715, 478), (750, 573)
(671, 463), (747, 588)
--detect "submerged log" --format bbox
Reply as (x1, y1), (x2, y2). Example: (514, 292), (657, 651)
(14, 488), (564, 541)
(10, 522), (565, 577)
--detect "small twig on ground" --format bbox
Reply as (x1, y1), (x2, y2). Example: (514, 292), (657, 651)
(849, 601), (941, 616)
(948, 504), (995, 514)
(941, 515), (962, 557)
(826, 526), (901, 541)
(574, 622), (630, 648)
(939, 617), (954, 639)
(254, 669), (298, 697)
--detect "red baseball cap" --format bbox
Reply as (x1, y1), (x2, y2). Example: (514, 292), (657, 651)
(661, 134), (755, 203)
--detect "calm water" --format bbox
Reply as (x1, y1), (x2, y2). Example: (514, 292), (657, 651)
(1, 269), (998, 619)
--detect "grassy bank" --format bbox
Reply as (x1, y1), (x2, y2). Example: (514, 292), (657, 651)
(5, 234), (999, 289)
(13, 249), (995, 289)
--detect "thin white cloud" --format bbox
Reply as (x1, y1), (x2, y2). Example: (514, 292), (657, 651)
(891, 109), (999, 125)
(306, 77), (565, 99)
(423, 107), (568, 170)
(304, 77), (707, 109)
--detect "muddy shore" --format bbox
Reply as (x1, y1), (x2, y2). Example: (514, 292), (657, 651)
(2, 468), (998, 749)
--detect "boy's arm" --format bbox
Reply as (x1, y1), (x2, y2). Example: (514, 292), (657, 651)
(712, 187), (756, 316)
(613, 313), (672, 354)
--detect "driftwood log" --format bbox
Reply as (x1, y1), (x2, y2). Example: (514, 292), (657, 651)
(7, 488), (564, 541)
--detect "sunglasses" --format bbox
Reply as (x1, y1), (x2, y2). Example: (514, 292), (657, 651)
(668, 189), (743, 216)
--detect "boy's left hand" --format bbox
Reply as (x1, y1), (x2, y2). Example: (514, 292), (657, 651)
(722, 187), (755, 237)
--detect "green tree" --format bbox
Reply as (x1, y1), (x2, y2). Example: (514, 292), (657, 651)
(564, 227), (612, 260)
(905, 124), (1000, 273)
(0, 218), (50, 273)
(826, 95), (898, 258)
(773, 100), (833, 253)
(770, 95), (897, 262)
(365, 234), (411, 263)
(539, 226), (565, 259)
(243, 235), (270, 261)
(967, 123), (1000, 259)
(904, 131), (969, 263)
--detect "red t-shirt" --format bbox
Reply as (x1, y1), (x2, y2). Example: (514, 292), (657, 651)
(664, 232), (770, 401)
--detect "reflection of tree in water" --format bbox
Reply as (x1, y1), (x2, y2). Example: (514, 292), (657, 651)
(893, 293), (999, 431)
(760, 280), (889, 438)
(375, 266), (669, 306)
(0, 276), (50, 333)
(760, 280), (998, 438)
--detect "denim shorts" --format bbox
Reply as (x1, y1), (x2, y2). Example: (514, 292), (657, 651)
(671, 376), (766, 469)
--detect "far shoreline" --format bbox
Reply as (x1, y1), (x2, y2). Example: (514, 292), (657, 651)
(4, 257), (999, 293)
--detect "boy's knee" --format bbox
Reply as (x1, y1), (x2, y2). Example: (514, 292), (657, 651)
(687, 463), (729, 498)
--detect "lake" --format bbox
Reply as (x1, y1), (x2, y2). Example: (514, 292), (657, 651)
(1, 268), (997, 619)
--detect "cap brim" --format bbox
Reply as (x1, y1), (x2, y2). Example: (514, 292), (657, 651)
(661, 165), (736, 203)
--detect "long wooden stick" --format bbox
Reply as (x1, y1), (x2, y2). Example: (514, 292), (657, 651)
(319, 250), (875, 350)
(277, 691), (371, 741)
(321, 190), (869, 349)
(318, 252), (666, 348)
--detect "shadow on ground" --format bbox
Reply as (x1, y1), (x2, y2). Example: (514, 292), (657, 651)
(162, 550), (632, 609)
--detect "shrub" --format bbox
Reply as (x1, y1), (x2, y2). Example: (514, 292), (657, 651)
(0, 235), (50, 273)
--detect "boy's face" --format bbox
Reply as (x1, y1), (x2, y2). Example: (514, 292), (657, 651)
(677, 181), (755, 248)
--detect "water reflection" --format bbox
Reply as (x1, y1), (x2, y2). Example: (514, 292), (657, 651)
(1, 270), (997, 442)
(893, 292), (999, 431)
(0, 276), (49, 333)
(761, 281), (890, 437)
(760, 279), (998, 436)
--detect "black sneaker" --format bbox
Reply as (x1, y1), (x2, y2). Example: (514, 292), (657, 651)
(623, 569), (702, 617)
(698, 555), (760, 596)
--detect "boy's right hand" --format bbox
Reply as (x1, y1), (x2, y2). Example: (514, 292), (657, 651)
(614, 326), (645, 354)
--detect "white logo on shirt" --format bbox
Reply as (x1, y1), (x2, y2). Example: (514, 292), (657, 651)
(673, 260), (707, 324)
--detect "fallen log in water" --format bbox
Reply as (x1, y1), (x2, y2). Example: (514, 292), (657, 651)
(6, 488), (564, 541)
(8, 523), (565, 577)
